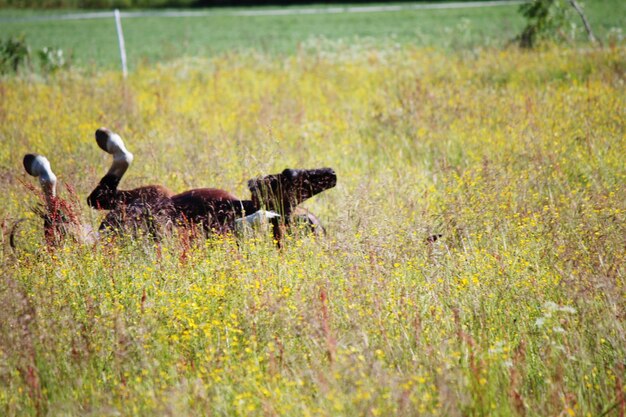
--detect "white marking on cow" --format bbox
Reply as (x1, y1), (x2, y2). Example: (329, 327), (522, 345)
(235, 210), (280, 237)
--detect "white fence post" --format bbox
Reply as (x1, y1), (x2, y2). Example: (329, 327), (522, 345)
(114, 9), (128, 78)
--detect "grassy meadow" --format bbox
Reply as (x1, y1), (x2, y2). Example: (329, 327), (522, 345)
(1, 4), (626, 417)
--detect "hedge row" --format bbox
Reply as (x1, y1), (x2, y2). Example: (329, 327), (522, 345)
(1, 0), (475, 10)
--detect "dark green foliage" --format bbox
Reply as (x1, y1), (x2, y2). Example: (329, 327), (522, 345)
(0, 0), (496, 9)
(517, 0), (573, 48)
(0, 0), (195, 8)
(0, 36), (71, 74)
(0, 35), (30, 74)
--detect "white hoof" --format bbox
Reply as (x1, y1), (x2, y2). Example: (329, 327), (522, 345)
(95, 128), (134, 177)
(23, 154), (57, 198)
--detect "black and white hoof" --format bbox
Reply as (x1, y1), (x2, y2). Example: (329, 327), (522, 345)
(23, 153), (57, 198)
(95, 127), (134, 178)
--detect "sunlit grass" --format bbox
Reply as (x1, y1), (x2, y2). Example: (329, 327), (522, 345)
(0, 44), (625, 416)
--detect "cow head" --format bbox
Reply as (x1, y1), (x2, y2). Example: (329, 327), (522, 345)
(248, 167), (337, 215)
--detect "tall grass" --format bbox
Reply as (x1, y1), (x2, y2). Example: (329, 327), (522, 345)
(0, 44), (624, 416)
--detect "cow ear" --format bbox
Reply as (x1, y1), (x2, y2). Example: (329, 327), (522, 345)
(282, 168), (298, 180)
(247, 179), (258, 192)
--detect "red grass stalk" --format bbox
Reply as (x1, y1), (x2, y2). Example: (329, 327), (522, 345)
(509, 341), (527, 417)
(140, 287), (147, 315)
(616, 364), (625, 417)
(319, 288), (336, 364)
(19, 362), (43, 416)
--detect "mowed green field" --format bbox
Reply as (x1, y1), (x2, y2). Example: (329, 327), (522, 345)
(1, 0), (624, 70)
(1, 2), (626, 417)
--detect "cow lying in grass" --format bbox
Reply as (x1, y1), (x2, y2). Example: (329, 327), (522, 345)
(24, 128), (337, 246)
(87, 128), (336, 244)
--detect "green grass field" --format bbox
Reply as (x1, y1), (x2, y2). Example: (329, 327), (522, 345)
(1, 2), (625, 417)
(1, 1), (624, 70)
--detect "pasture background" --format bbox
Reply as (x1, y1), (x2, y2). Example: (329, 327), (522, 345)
(1, 2), (626, 416)
(1, 0), (625, 69)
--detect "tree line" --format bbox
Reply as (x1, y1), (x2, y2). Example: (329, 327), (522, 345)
(2, 0), (485, 10)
